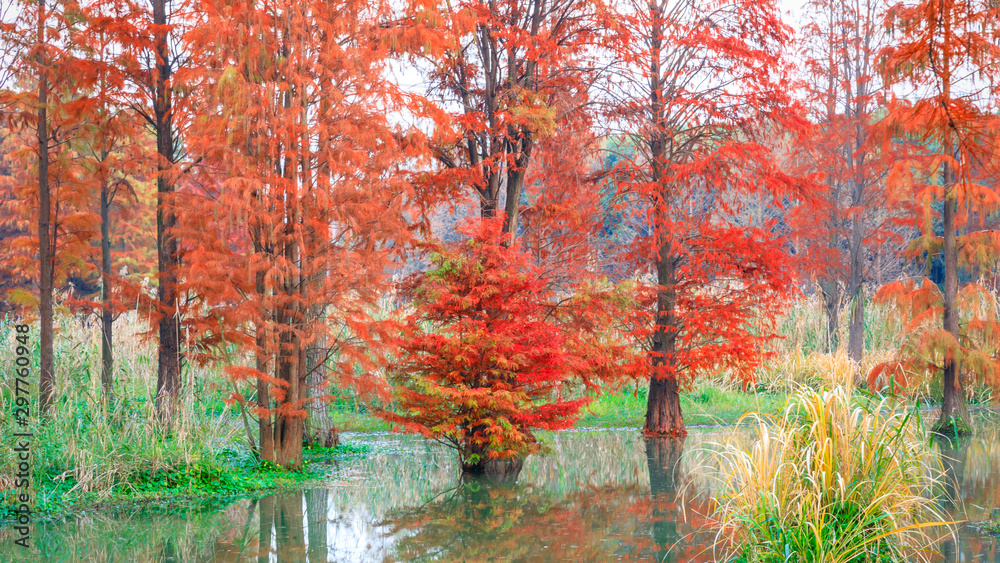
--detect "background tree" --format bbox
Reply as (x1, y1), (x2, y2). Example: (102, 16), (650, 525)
(403, 0), (607, 239)
(795, 0), (900, 366)
(72, 3), (154, 403)
(875, 0), (1000, 434)
(0, 0), (94, 414)
(602, 0), (802, 436)
(110, 0), (195, 424)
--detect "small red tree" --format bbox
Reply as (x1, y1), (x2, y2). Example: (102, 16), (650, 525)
(380, 217), (626, 476)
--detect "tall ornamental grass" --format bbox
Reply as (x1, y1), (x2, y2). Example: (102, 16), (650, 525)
(707, 386), (950, 563)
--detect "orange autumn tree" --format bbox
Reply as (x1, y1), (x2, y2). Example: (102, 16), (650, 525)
(603, 0), (802, 436)
(68, 2), (157, 402)
(871, 0), (1000, 434)
(0, 0), (106, 413)
(518, 102), (606, 290)
(380, 218), (633, 476)
(94, 0), (199, 424)
(181, 0), (413, 468)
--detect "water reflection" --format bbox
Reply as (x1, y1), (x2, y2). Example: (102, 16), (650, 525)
(1, 428), (998, 562)
(379, 437), (715, 562)
(932, 435), (1000, 563)
(644, 436), (718, 562)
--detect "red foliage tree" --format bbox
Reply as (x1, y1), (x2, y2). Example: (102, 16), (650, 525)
(0, 0), (101, 412)
(94, 0), (199, 424)
(399, 0), (608, 239)
(68, 3), (157, 402)
(602, 0), (802, 436)
(871, 0), (1000, 433)
(380, 218), (631, 475)
(792, 0), (905, 365)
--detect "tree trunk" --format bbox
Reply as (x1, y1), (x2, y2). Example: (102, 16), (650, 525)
(100, 168), (113, 403)
(460, 425), (527, 483)
(461, 455), (524, 485)
(847, 246), (865, 388)
(643, 4), (685, 438)
(152, 0), (181, 426)
(847, 282), (865, 386)
(819, 279), (840, 353)
(273, 308), (303, 468)
(645, 372), (684, 436)
(645, 237), (685, 437)
(846, 133), (866, 383)
(304, 335), (337, 448)
(274, 152), (303, 469)
(501, 137), (534, 241)
(255, 266), (275, 464)
(36, 0), (54, 416)
(935, 150), (970, 436)
(480, 191), (498, 219)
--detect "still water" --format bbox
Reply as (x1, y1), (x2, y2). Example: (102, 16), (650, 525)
(1, 427), (998, 562)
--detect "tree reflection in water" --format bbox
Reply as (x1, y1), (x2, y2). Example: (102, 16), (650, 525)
(376, 436), (716, 561)
(931, 434), (1000, 563)
(645, 436), (718, 562)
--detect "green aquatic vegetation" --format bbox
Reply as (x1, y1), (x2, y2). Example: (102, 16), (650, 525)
(974, 517), (1000, 536)
(1, 442), (371, 522)
(706, 386), (950, 563)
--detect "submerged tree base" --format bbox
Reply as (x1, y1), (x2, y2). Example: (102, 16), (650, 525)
(645, 376), (687, 438)
(461, 456), (525, 485)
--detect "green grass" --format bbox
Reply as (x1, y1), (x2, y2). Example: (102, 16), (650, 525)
(330, 402), (392, 432)
(324, 384), (789, 431)
(0, 313), (382, 521)
(974, 510), (1000, 536)
(576, 386), (787, 428)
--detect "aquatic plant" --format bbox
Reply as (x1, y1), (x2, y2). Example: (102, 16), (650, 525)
(707, 386), (950, 563)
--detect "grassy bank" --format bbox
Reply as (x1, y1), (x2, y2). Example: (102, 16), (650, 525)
(328, 385), (788, 431)
(0, 314), (378, 520)
(575, 386), (787, 428)
(1, 442), (371, 522)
